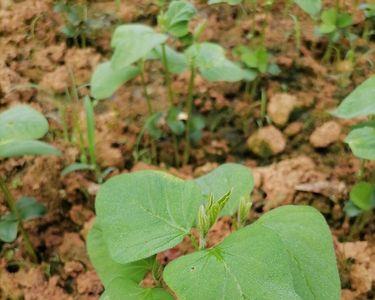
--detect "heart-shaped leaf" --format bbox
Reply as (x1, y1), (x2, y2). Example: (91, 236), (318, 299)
(0, 214), (18, 243)
(164, 205), (340, 300)
(0, 140), (61, 158)
(104, 277), (173, 300)
(164, 221), (300, 299)
(95, 171), (203, 264)
(332, 76), (375, 119)
(16, 197), (46, 221)
(90, 62), (140, 100)
(87, 221), (154, 286)
(186, 43), (246, 82)
(194, 163), (254, 215)
(294, 0), (321, 17)
(350, 182), (375, 211)
(158, 0), (196, 38)
(0, 105), (48, 142)
(345, 126), (375, 160)
(111, 25), (167, 70)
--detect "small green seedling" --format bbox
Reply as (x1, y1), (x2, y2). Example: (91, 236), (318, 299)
(0, 105), (60, 261)
(90, 0), (248, 165)
(317, 7), (353, 62)
(88, 163), (340, 299)
(54, 0), (111, 47)
(332, 75), (375, 230)
(360, 3), (375, 40)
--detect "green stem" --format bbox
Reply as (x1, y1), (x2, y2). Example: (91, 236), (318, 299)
(139, 60), (157, 162)
(199, 234), (206, 250)
(161, 44), (174, 106)
(0, 177), (37, 262)
(322, 39), (334, 63)
(183, 62), (196, 165)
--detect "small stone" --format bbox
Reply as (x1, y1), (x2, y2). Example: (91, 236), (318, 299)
(310, 121), (341, 148)
(267, 93), (297, 126)
(247, 126), (286, 157)
(284, 121), (303, 137)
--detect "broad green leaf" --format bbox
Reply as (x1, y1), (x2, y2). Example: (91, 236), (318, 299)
(0, 105), (48, 142)
(294, 0), (321, 17)
(337, 13), (352, 28)
(258, 205), (340, 300)
(111, 25), (167, 70)
(208, 0), (242, 5)
(95, 171), (203, 264)
(87, 221), (154, 286)
(145, 112), (164, 139)
(0, 214), (18, 243)
(153, 45), (188, 74)
(189, 114), (205, 142)
(16, 197), (46, 221)
(345, 127), (375, 160)
(344, 200), (363, 217)
(164, 222), (300, 300)
(105, 277), (173, 300)
(332, 76), (375, 119)
(0, 140), (61, 158)
(61, 163), (94, 176)
(91, 62), (140, 100)
(194, 163), (254, 215)
(158, 0), (196, 38)
(240, 47), (269, 73)
(186, 43), (246, 82)
(350, 182), (375, 211)
(166, 107), (185, 135)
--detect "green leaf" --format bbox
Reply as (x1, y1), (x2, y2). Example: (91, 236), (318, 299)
(258, 205), (340, 300)
(345, 127), (375, 160)
(241, 47), (269, 73)
(153, 46), (188, 74)
(145, 112), (164, 140)
(344, 200), (363, 217)
(0, 140), (61, 158)
(0, 105), (48, 142)
(337, 12), (352, 28)
(164, 222), (300, 300)
(166, 107), (185, 135)
(332, 76), (375, 119)
(95, 171), (203, 264)
(84, 97), (96, 166)
(350, 182), (375, 211)
(90, 62), (140, 100)
(193, 163), (254, 215)
(208, 0), (243, 5)
(111, 25), (167, 69)
(186, 43), (246, 82)
(158, 0), (196, 38)
(0, 214), (18, 243)
(189, 114), (205, 142)
(87, 221), (154, 286)
(61, 163), (94, 176)
(165, 205), (340, 300)
(16, 197), (46, 221)
(105, 277), (173, 300)
(293, 0), (321, 17)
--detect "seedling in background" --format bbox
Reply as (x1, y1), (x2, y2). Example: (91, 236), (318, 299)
(317, 7), (354, 62)
(54, 0), (111, 47)
(87, 163), (340, 299)
(333, 75), (375, 234)
(360, 3), (375, 40)
(0, 105), (60, 261)
(90, 0), (249, 166)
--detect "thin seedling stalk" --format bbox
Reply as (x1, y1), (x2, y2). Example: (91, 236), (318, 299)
(0, 177), (37, 262)
(183, 62), (196, 165)
(139, 60), (157, 162)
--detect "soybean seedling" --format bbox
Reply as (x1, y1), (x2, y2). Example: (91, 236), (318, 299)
(54, 0), (111, 47)
(0, 105), (60, 261)
(90, 0), (249, 166)
(87, 163), (340, 299)
(332, 75), (375, 233)
(317, 7), (354, 62)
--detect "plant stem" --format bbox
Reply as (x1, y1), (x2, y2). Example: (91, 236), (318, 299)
(183, 62), (196, 165)
(139, 60), (157, 162)
(161, 44), (174, 106)
(161, 43), (180, 166)
(0, 177), (37, 262)
(322, 39), (334, 63)
(199, 234), (206, 250)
